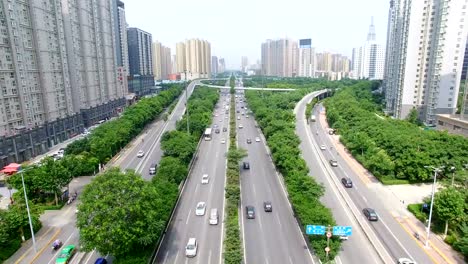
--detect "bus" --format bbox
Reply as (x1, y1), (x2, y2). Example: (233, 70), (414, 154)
(204, 128), (212, 141)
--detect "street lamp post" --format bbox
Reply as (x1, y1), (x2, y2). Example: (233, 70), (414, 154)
(20, 169), (37, 252)
(184, 70), (190, 134)
(424, 165), (444, 248)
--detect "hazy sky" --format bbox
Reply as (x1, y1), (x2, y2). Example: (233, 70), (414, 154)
(125, 0), (389, 69)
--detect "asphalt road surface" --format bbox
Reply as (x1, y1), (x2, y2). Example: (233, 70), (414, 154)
(238, 88), (314, 264)
(295, 90), (433, 264)
(154, 92), (230, 264)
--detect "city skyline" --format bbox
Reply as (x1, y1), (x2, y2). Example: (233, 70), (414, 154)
(124, 0), (389, 69)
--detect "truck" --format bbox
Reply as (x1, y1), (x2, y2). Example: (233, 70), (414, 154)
(311, 115), (316, 122)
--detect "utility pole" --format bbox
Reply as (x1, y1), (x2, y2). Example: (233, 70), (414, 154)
(325, 225), (332, 262)
(184, 70), (190, 134)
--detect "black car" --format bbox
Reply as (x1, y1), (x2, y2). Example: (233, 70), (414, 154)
(247, 138), (252, 144)
(362, 208), (378, 221)
(341, 177), (353, 188)
(243, 162), (250, 170)
(223, 127), (227, 132)
(263, 201), (272, 212)
(246, 206), (255, 219)
(215, 128), (220, 134)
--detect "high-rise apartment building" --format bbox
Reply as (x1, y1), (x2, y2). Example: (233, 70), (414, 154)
(127, 28), (153, 76)
(241, 56), (249, 72)
(219, 58), (226, 73)
(212, 56), (219, 76)
(462, 36), (468, 80)
(175, 39), (211, 79)
(261, 39), (296, 77)
(297, 39), (316, 78)
(351, 18), (385, 80)
(111, 0), (129, 102)
(152, 41), (172, 80)
(0, 0), (126, 163)
(316, 52), (333, 72)
(383, 0), (468, 124)
(112, 0), (129, 75)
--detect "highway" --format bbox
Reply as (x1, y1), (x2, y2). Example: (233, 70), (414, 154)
(154, 91), (230, 263)
(295, 91), (383, 264)
(296, 91), (434, 264)
(31, 81), (199, 264)
(238, 80), (314, 264)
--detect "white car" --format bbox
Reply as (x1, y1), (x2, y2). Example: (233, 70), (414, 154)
(221, 138), (226, 144)
(201, 174), (209, 184)
(237, 116), (241, 120)
(137, 150), (145, 158)
(238, 124), (243, 129)
(195, 202), (206, 216)
(320, 145), (326, 150)
(397, 258), (416, 264)
(185, 238), (198, 257)
(246, 115), (249, 118)
(255, 137), (260, 142)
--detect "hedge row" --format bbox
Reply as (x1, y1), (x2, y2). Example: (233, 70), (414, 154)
(224, 77), (244, 263)
(245, 89), (341, 262)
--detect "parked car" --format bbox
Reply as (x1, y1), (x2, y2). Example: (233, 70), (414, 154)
(246, 206), (255, 219)
(263, 201), (272, 212)
(341, 177), (353, 188)
(329, 159), (338, 167)
(362, 208), (378, 221)
(243, 162), (250, 170)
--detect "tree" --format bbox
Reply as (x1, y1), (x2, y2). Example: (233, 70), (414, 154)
(154, 156), (188, 184)
(433, 187), (465, 237)
(406, 108), (420, 125)
(160, 131), (196, 164)
(77, 168), (167, 256)
(39, 157), (72, 205)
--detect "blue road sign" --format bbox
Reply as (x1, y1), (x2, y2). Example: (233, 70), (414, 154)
(332, 226), (352, 236)
(306, 225), (326, 235)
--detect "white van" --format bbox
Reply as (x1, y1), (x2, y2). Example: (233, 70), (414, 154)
(209, 208), (218, 225)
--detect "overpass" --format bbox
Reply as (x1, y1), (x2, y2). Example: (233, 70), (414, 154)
(202, 84), (296, 91)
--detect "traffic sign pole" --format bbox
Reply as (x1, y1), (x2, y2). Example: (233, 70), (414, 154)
(326, 225), (331, 261)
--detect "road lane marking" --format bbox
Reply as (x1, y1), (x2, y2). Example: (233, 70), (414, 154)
(83, 249), (95, 263)
(275, 213), (283, 229)
(186, 210), (192, 225)
(47, 230), (76, 264)
(395, 214), (444, 264)
(27, 227), (59, 264)
(208, 250), (212, 264)
(163, 251), (170, 263)
(361, 195), (368, 203)
(378, 216), (415, 261)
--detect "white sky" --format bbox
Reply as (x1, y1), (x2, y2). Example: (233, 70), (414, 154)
(125, 0), (389, 69)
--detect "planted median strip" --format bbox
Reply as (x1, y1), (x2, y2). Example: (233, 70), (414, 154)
(245, 88), (342, 262)
(224, 76), (245, 264)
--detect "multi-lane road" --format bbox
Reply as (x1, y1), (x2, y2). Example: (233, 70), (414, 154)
(154, 90), (230, 263)
(31, 81), (199, 264)
(236, 88), (315, 264)
(295, 90), (434, 264)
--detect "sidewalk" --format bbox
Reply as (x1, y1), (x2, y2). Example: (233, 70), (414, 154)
(318, 108), (464, 264)
(5, 176), (92, 264)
